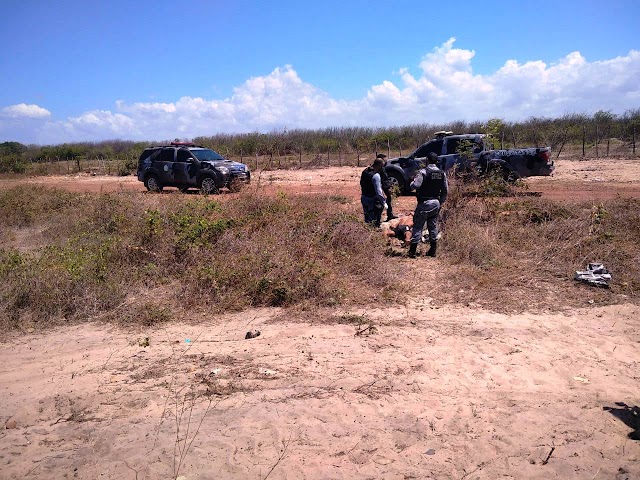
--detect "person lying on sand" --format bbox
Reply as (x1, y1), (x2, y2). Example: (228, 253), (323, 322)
(382, 215), (413, 245)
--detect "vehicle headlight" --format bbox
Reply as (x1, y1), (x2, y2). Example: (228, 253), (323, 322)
(216, 166), (229, 175)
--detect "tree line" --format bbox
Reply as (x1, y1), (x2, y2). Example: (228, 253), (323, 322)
(1, 109), (639, 174)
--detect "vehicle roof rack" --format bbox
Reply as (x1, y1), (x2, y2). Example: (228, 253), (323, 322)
(433, 131), (454, 138)
(170, 141), (196, 146)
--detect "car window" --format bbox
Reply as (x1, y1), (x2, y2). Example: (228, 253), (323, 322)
(413, 140), (443, 158)
(159, 148), (175, 162)
(445, 139), (461, 155)
(191, 149), (224, 161)
(140, 149), (159, 161)
(176, 149), (193, 162)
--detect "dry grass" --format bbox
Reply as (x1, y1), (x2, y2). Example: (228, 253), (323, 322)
(432, 175), (640, 311)
(0, 186), (400, 332)
(1, 176), (639, 332)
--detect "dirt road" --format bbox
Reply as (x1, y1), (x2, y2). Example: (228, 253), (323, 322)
(2, 158), (640, 203)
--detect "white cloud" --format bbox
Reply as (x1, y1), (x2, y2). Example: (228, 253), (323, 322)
(1, 39), (639, 143)
(1, 103), (51, 119)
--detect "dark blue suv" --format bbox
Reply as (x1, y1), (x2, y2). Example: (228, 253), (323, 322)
(137, 142), (251, 194)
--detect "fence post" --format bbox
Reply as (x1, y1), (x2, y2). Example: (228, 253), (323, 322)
(582, 126), (586, 157)
(633, 126), (636, 156)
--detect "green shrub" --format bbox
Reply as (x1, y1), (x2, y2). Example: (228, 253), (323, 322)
(0, 154), (27, 174)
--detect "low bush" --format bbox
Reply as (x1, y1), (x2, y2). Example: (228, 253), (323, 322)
(438, 176), (640, 309)
(0, 154), (27, 174)
(0, 187), (400, 331)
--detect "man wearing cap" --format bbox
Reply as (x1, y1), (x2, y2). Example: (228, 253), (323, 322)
(408, 152), (448, 258)
(360, 158), (387, 227)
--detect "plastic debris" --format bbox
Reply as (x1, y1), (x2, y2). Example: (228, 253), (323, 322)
(573, 376), (589, 383)
(574, 262), (611, 288)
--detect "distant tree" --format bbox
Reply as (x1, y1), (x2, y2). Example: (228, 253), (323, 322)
(0, 141), (27, 155)
(593, 110), (617, 157)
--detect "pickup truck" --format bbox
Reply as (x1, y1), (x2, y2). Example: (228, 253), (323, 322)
(384, 133), (555, 194)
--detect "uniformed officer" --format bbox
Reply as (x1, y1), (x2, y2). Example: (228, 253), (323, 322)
(408, 152), (448, 258)
(376, 153), (397, 221)
(360, 158), (387, 227)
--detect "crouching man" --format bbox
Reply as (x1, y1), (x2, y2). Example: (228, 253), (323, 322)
(408, 152), (448, 258)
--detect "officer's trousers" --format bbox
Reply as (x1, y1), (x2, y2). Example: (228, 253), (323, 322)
(411, 199), (440, 244)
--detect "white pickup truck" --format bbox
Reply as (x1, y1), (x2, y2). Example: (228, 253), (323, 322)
(385, 133), (555, 193)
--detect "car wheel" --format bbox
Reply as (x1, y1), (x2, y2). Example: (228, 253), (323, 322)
(144, 174), (163, 192)
(199, 176), (218, 195)
(487, 164), (516, 183)
(387, 171), (405, 195)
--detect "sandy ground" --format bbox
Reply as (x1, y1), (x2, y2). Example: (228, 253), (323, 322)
(1, 304), (639, 479)
(1, 157), (640, 479)
(2, 157), (640, 203)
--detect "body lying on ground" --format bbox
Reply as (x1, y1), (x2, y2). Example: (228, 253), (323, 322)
(382, 215), (414, 245)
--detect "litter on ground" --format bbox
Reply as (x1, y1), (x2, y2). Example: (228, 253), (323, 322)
(574, 262), (611, 288)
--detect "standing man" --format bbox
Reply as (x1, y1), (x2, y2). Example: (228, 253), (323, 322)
(376, 153), (397, 221)
(408, 152), (448, 258)
(360, 157), (387, 227)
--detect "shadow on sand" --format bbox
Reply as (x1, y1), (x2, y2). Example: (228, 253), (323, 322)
(604, 402), (640, 440)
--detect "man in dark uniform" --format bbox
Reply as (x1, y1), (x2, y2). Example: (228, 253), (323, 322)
(360, 158), (387, 227)
(376, 153), (397, 221)
(408, 152), (448, 258)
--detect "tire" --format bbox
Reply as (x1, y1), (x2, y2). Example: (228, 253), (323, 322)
(144, 174), (163, 192)
(199, 176), (218, 195)
(500, 162), (519, 182)
(387, 170), (405, 195)
(485, 163), (513, 183)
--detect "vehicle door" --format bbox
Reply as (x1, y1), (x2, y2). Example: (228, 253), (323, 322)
(157, 148), (176, 184)
(438, 137), (461, 171)
(406, 139), (444, 176)
(174, 148), (199, 186)
(441, 137), (483, 172)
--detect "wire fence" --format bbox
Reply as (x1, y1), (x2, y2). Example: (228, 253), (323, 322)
(20, 140), (639, 178)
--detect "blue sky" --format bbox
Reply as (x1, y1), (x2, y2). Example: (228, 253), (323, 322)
(1, 0), (639, 144)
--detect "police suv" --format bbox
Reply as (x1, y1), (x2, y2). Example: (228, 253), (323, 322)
(137, 142), (251, 194)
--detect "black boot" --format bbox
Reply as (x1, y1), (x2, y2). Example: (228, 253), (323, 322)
(408, 242), (418, 258)
(426, 241), (437, 257)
